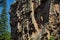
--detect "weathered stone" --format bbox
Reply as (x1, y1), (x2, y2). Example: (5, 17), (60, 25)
(10, 0), (60, 40)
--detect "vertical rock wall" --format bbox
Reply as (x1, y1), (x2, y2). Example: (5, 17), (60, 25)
(9, 0), (60, 40)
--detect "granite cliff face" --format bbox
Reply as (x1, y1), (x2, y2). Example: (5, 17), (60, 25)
(9, 0), (60, 40)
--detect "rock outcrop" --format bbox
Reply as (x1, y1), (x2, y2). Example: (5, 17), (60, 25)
(9, 0), (60, 40)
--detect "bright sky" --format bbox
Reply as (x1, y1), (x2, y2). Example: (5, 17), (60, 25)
(0, 0), (16, 32)
(7, 0), (16, 32)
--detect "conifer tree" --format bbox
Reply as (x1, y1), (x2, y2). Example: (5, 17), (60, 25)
(0, 0), (11, 40)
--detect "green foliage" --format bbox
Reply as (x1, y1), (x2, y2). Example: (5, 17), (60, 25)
(49, 36), (55, 40)
(58, 37), (60, 40)
(0, 0), (7, 33)
(0, 0), (11, 40)
(0, 0), (7, 29)
(0, 31), (11, 40)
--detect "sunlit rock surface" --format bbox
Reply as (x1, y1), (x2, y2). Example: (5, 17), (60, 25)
(9, 0), (60, 40)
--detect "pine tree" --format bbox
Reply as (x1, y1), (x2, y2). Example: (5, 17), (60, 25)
(0, 0), (11, 40)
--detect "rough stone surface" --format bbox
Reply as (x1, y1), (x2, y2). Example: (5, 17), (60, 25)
(9, 0), (60, 40)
